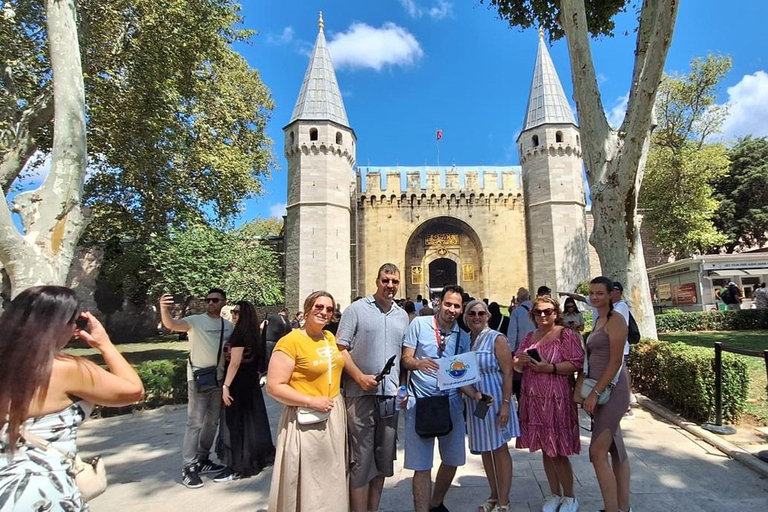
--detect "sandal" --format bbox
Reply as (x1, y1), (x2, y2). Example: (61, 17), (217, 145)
(478, 499), (497, 512)
(493, 506), (510, 512)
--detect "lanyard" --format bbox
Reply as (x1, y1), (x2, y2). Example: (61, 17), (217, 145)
(432, 315), (452, 357)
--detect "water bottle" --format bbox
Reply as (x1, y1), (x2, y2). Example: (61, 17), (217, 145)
(395, 385), (408, 411)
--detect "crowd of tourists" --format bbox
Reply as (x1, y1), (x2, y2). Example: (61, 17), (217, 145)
(0, 265), (639, 512)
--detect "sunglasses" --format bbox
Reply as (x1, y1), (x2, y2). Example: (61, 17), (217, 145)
(313, 304), (335, 314)
(205, 298), (222, 303)
(231, 309), (240, 315)
(533, 308), (555, 316)
(467, 310), (488, 317)
(380, 278), (400, 285)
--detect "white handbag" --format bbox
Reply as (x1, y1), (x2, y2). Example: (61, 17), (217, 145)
(296, 407), (331, 425)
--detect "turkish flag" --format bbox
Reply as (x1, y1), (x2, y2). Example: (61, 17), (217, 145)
(436, 129), (443, 141)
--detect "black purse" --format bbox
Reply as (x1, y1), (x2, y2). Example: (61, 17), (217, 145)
(412, 317), (460, 438)
(190, 318), (225, 392)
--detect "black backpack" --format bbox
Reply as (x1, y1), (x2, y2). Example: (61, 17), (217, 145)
(627, 311), (641, 344)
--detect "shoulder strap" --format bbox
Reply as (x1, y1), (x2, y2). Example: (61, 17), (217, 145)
(520, 304), (530, 311)
(217, 318), (225, 366)
(21, 428), (75, 460)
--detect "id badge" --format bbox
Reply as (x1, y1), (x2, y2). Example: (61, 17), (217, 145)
(378, 396), (395, 418)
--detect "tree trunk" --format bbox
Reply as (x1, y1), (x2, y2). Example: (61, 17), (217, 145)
(560, 0), (679, 338)
(0, 0), (88, 297)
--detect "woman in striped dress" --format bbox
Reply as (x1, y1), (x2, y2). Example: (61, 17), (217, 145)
(463, 300), (520, 512)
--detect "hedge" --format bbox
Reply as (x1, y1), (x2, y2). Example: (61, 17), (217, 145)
(96, 358), (188, 417)
(629, 339), (749, 424)
(655, 308), (768, 332)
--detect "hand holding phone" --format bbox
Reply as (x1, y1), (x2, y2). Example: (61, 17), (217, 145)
(526, 348), (542, 362)
(474, 396), (490, 419)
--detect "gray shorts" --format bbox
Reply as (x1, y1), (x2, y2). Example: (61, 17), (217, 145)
(346, 395), (399, 488)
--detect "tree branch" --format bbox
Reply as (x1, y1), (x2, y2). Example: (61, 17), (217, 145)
(0, 89), (54, 194)
(559, 0), (612, 184)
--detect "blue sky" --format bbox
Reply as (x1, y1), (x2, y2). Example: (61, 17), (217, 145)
(234, 0), (768, 225)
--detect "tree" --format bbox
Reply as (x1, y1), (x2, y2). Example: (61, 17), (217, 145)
(714, 136), (768, 251)
(0, 0), (87, 296)
(486, 0), (681, 337)
(0, 0), (274, 298)
(148, 225), (284, 308)
(640, 55), (732, 259)
(238, 216), (284, 238)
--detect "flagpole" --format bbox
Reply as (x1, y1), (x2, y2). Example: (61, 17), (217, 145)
(436, 127), (440, 168)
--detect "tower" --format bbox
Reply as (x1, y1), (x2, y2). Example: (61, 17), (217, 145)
(284, 13), (356, 311)
(519, 29), (590, 293)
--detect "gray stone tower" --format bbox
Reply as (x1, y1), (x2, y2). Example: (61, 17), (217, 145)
(519, 29), (590, 294)
(284, 13), (356, 311)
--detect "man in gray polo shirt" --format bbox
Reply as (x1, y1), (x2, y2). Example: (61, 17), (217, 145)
(337, 263), (410, 512)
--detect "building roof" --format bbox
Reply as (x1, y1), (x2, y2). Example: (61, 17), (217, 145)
(289, 13), (350, 127)
(521, 28), (577, 131)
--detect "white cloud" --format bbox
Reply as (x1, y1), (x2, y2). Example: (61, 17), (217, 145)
(399, 0), (453, 20)
(720, 71), (768, 139)
(606, 92), (629, 129)
(267, 26), (294, 45)
(327, 22), (424, 72)
(269, 202), (287, 218)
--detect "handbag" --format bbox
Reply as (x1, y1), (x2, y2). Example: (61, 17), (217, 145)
(411, 316), (460, 438)
(296, 407), (331, 425)
(573, 329), (616, 406)
(22, 428), (107, 502)
(190, 318), (225, 392)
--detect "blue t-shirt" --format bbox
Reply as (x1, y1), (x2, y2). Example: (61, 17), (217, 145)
(404, 315), (470, 400)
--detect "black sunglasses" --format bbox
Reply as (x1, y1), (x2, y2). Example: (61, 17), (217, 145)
(231, 309), (240, 315)
(205, 298), (222, 303)
(380, 278), (400, 285)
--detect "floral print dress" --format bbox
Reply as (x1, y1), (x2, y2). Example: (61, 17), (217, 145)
(0, 401), (92, 512)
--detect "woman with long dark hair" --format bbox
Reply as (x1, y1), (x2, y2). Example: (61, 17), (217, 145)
(0, 286), (144, 510)
(583, 277), (632, 512)
(214, 301), (275, 482)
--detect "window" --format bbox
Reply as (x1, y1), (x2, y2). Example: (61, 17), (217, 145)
(532, 134), (539, 147)
(336, 131), (342, 144)
(576, 134), (580, 145)
(310, 128), (318, 141)
(555, 131), (563, 143)
(289, 131), (295, 144)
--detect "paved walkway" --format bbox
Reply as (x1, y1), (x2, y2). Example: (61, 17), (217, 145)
(79, 397), (768, 512)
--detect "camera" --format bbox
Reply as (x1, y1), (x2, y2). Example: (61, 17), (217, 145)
(75, 316), (89, 331)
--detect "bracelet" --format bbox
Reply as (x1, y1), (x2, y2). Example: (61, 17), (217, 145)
(592, 388), (601, 397)
(502, 398), (511, 404)
(551, 364), (557, 374)
(222, 384), (229, 389)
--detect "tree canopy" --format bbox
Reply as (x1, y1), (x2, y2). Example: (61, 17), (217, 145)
(714, 136), (768, 251)
(640, 54), (732, 259)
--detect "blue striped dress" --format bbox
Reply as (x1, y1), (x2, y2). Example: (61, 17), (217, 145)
(465, 327), (520, 453)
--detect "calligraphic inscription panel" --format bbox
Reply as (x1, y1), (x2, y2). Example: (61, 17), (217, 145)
(425, 233), (459, 246)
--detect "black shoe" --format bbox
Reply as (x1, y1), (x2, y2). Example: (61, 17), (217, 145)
(182, 464), (203, 488)
(196, 458), (225, 474)
(430, 504), (450, 512)
(213, 467), (242, 482)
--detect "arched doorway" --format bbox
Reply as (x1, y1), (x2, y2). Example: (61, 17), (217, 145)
(429, 258), (457, 289)
(404, 216), (484, 299)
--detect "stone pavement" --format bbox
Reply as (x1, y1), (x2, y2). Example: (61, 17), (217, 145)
(78, 396), (768, 512)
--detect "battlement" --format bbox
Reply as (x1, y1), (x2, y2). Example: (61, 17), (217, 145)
(358, 166), (522, 196)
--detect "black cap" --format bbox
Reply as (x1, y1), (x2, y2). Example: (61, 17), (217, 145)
(537, 285), (551, 296)
(613, 282), (624, 293)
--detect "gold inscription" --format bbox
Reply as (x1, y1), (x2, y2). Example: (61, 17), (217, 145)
(425, 233), (459, 246)
(411, 266), (423, 285)
(463, 264), (475, 282)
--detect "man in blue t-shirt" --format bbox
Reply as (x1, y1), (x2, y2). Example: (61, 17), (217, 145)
(402, 285), (476, 512)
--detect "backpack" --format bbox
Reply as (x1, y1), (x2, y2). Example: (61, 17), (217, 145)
(721, 286), (736, 304)
(627, 311), (641, 344)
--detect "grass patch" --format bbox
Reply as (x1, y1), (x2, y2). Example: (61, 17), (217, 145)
(64, 340), (189, 366)
(658, 330), (768, 425)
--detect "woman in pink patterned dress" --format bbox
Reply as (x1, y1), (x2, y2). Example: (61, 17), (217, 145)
(513, 296), (584, 512)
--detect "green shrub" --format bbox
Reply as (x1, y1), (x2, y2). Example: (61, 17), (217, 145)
(97, 358), (188, 416)
(630, 339), (749, 423)
(655, 309), (768, 332)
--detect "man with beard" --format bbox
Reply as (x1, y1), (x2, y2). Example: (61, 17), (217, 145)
(337, 263), (410, 512)
(401, 285), (473, 512)
(160, 288), (234, 488)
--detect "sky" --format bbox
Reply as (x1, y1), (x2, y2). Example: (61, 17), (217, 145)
(12, 1), (768, 228)
(233, 0), (768, 225)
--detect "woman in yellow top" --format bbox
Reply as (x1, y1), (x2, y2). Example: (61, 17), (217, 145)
(266, 291), (347, 512)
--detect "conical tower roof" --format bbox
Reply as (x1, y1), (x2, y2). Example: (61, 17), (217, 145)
(521, 29), (576, 131)
(289, 13), (349, 127)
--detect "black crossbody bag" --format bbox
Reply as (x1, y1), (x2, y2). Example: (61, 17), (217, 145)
(190, 318), (225, 392)
(411, 317), (460, 438)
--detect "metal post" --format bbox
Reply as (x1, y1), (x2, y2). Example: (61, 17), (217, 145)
(702, 342), (735, 435)
(759, 350), (768, 462)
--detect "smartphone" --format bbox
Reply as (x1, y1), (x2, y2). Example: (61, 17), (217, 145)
(172, 293), (185, 304)
(526, 348), (542, 362)
(75, 316), (89, 331)
(474, 399), (490, 419)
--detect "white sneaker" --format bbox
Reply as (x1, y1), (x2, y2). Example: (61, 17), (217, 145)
(559, 496), (579, 512)
(542, 495), (562, 512)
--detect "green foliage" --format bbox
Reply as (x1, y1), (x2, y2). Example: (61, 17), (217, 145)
(655, 309), (768, 332)
(631, 339), (749, 423)
(94, 237), (125, 321)
(238, 216), (284, 238)
(133, 359), (188, 408)
(640, 54), (732, 259)
(147, 224), (283, 306)
(481, 0), (629, 41)
(713, 136), (768, 252)
(574, 280), (591, 296)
